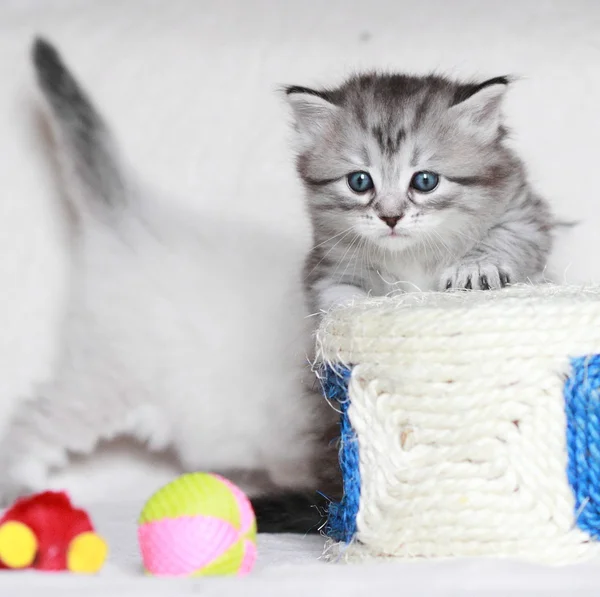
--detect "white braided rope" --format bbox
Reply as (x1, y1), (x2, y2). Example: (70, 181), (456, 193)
(317, 284), (600, 565)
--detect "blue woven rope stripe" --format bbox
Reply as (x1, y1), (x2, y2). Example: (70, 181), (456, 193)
(320, 364), (360, 543)
(565, 354), (600, 538)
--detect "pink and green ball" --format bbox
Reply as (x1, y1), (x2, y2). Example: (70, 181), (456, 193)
(138, 473), (257, 577)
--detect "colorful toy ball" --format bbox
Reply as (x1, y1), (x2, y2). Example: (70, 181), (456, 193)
(138, 473), (257, 577)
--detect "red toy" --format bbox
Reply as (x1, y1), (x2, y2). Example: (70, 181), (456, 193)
(0, 491), (107, 573)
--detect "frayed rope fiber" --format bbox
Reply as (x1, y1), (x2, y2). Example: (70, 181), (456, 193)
(316, 284), (600, 564)
(320, 365), (359, 543)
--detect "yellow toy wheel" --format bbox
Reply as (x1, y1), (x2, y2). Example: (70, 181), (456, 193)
(0, 521), (37, 569)
(67, 532), (108, 574)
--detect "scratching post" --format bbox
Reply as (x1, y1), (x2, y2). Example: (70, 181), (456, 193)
(317, 285), (600, 564)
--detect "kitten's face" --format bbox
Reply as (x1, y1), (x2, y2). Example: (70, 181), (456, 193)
(288, 75), (522, 254)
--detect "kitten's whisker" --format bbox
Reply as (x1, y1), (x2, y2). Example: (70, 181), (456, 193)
(334, 234), (362, 285)
(355, 237), (368, 284)
(311, 227), (355, 251)
(428, 230), (450, 261)
(420, 230), (433, 264)
(351, 238), (367, 283)
(304, 228), (355, 280)
(328, 234), (359, 284)
(452, 229), (479, 245)
(367, 243), (375, 274)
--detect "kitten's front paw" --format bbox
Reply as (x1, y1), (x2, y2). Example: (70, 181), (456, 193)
(440, 262), (512, 291)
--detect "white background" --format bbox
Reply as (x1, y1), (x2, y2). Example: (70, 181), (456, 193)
(1, 0), (600, 593)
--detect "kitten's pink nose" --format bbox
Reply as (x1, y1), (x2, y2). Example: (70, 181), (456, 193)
(379, 215), (402, 229)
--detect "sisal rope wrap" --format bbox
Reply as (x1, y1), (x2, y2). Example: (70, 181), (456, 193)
(316, 284), (600, 565)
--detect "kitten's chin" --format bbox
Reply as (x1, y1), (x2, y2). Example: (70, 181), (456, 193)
(372, 232), (415, 252)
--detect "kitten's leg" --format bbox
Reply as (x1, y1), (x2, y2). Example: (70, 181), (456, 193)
(0, 390), (88, 505)
(313, 280), (368, 313)
(304, 243), (370, 313)
(0, 373), (172, 505)
(440, 192), (553, 290)
(250, 410), (342, 533)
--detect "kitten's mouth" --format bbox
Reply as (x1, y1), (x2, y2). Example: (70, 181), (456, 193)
(385, 230), (408, 238)
(375, 229), (412, 248)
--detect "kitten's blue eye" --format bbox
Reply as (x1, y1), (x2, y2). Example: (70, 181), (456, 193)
(410, 171), (439, 193)
(347, 171), (374, 193)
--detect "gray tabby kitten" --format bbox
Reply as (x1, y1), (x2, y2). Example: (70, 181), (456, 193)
(285, 74), (554, 313)
(247, 73), (558, 534)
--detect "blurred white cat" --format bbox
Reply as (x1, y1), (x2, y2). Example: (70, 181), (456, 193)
(0, 38), (336, 512)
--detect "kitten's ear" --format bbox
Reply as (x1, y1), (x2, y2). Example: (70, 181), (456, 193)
(450, 76), (510, 139)
(285, 86), (338, 147)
